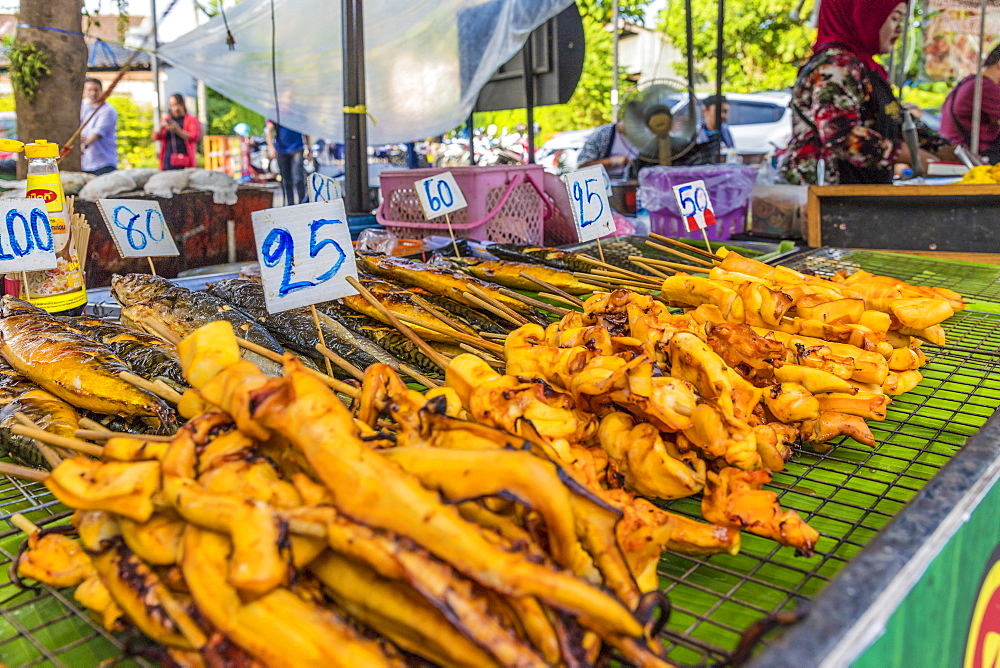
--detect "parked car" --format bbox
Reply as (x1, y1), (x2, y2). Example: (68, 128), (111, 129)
(714, 92), (793, 156)
(536, 128), (594, 174)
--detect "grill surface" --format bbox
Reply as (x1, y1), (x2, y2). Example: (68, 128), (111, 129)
(1, 248), (999, 667)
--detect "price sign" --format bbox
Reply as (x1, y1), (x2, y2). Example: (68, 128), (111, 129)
(97, 199), (179, 258)
(671, 180), (718, 231)
(599, 164), (613, 197)
(563, 165), (616, 242)
(307, 172), (344, 203)
(252, 199), (358, 313)
(413, 172), (468, 220)
(0, 199), (57, 272)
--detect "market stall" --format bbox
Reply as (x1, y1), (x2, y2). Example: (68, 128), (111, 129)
(806, 184), (1000, 258)
(0, 232), (997, 666)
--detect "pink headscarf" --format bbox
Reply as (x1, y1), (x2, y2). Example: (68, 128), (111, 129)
(813, 0), (907, 78)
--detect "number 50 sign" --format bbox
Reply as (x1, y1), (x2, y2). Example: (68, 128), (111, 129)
(671, 180), (717, 232)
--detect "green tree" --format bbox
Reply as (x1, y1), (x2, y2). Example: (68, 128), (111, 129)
(659, 0), (815, 92)
(206, 86), (265, 136)
(107, 95), (157, 168)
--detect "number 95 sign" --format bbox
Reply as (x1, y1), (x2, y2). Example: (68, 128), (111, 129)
(563, 165), (615, 242)
(252, 200), (358, 313)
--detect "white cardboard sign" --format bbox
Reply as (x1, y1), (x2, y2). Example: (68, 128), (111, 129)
(671, 179), (718, 231)
(252, 199), (358, 313)
(0, 199), (58, 272)
(413, 172), (468, 220)
(563, 165), (616, 242)
(307, 172), (344, 203)
(97, 199), (179, 258)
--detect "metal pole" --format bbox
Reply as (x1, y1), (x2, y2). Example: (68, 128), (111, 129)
(611, 0), (620, 120)
(468, 113), (476, 165)
(970, 0), (987, 156)
(342, 0), (371, 216)
(523, 38), (535, 164)
(715, 0), (724, 161)
(150, 0), (162, 130)
(685, 0), (696, 135)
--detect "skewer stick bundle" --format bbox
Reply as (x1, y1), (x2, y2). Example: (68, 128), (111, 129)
(497, 288), (571, 316)
(236, 336), (362, 398)
(465, 284), (530, 326)
(315, 344), (365, 381)
(518, 272), (585, 307)
(649, 232), (719, 261)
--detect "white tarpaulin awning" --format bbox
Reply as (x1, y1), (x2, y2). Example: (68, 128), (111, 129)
(158, 0), (573, 144)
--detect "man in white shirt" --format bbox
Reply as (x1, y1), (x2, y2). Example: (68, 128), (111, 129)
(80, 78), (118, 174)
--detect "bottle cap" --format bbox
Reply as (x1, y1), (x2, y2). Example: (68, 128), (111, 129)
(24, 139), (59, 158)
(0, 138), (24, 153)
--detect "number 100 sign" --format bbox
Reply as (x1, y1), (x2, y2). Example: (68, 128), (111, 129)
(0, 199), (57, 272)
(563, 165), (616, 242)
(252, 199), (358, 314)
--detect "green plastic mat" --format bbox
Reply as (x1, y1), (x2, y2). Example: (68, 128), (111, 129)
(2, 277), (1000, 666)
(658, 307), (1000, 664)
(781, 248), (1000, 305)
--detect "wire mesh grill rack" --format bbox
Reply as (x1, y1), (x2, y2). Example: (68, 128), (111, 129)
(779, 247), (1000, 304)
(1, 256), (998, 666)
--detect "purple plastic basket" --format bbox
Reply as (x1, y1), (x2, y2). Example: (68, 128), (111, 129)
(638, 164), (757, 241)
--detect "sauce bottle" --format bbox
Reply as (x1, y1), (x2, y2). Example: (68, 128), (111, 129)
(17, 139), (87, 315)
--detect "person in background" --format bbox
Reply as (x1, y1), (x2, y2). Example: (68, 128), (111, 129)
(940, 43), (1000, 164)
(153, 94), (201, 171)
(266, 120), (311, 205)
(697, 94), (735, 149)
(577, 119), (639, 179)
(80, 78), (118, 175)
(782, 0), (955, 185)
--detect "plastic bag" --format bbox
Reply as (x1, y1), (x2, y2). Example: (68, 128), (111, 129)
(187, 169), (239, 205)
(117, 168), (161, 190)
(79, 171), (138, 201)
(356, 227), (398, 255)
(638, 165), (757, 217)
(144, 169), (193, 199)
(60, 171), (95, 195)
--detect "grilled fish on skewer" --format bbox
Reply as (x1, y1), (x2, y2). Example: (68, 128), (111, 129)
(408, 289), (513, 335)
(0, 299), (174, 430)
(449, 256), (595, 295)
(357, 254), (545, 321)
(111, 274), (285, 376)
(205, 277), (391, 377)
(339, 277), (480, 343)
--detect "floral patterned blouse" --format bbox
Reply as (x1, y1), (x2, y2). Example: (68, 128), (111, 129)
(782, 47), (948, 185)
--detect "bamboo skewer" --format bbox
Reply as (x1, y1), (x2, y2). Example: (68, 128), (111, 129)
(642, 239), (715, 267)
(462, 292), (526, 328)
(9, 424), (104, 458)
(465, 285), (530, 326)
(408, 293), (483, 341)
(315, 344), (365, 382)
(574, 273), (655, 292)
(392, 313), (506, 356)
(0, 462), (48, 482)
(583, 269), (660, 287)
(497, 288), (571, 316)
(139, 318), (181, 345)
(460, 344), (504, 369)
(346, 277), (451, 371)
(120, 371), (183, 404)
(635, 252), (713, 275)
(75, 429), (173, 443)
(518, 273), (585, 307)
(235, 337), (362, 398)
(311, 306), (335, 377)
(629, 258), (672, 278)
(480, 332), (509, 341)
(12, 413), (63, 468)
(577, 256), (658, 282)
(537, 292), (583, 309)
(11, 513), (40, 535)
(649, 232), (719, 261)
(78, 417), (113, 434)
(397, 364), (441, 388)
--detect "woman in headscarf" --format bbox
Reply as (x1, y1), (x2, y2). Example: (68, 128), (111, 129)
(782, 0), (955, 184)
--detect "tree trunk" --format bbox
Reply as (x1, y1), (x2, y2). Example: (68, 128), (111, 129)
(14, 0), (87, 177)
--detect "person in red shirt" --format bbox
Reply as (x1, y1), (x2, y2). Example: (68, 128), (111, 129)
(940, 44), (1000, 164)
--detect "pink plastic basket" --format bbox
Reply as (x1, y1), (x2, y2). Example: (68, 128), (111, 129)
(649, 205), (749, 241)
(376, 165), (549, 245)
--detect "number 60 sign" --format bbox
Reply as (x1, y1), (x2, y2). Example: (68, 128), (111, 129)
(414, 172), (468, 220)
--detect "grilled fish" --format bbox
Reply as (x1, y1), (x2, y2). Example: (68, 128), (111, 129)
(111, 274), (285, 376)
(488, 244), (596, 273)
(406, 290), (512, 336)
(205, 278), (395, 378)
(58, 318), (187, 392)
(356, 254), (544, 321)
(0, 299), (173, 428)
(449, 257), (594, 295)
(317, 304), (444, 379)
(339, 278), (479, 344)
(0, 388), (80, 469)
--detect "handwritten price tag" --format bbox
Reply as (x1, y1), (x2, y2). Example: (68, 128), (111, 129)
(252, 199), (358, 313)
(0, 199), (57, 272)
(307, 172), (344, 203)
(414, 172), (468, 220)
(563, 165), (616, 242)
(671, 180), (717, 231)
(97, 199), (179, 258)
